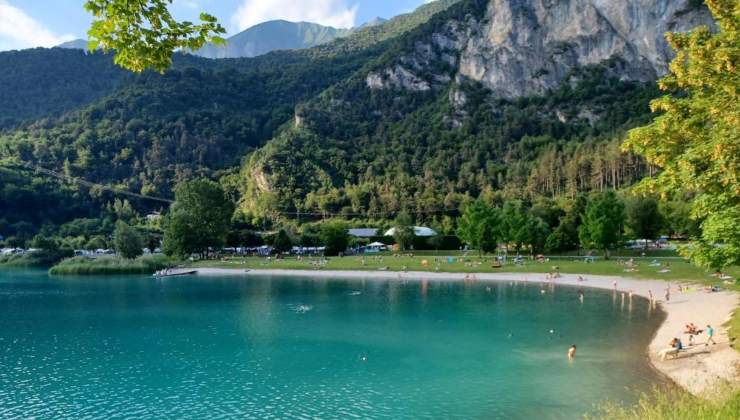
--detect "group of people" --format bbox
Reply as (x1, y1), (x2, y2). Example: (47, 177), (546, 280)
(684, 323), (716, 346)
(659, 323), (717, 360)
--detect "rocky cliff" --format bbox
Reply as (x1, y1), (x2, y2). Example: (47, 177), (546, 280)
(368, 0), (713, 98)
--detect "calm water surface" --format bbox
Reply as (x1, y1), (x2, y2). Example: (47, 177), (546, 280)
(0, 269), (665, 419)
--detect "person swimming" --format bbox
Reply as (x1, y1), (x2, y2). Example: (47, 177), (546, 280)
(568, 345), (576, 359)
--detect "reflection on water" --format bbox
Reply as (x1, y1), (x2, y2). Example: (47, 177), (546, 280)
(0, 270), (666, 419)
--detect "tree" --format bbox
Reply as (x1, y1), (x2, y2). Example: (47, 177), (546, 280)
(162, 209), (197, 258)
(271, 229), (293, 254)
(524, 216), (551, 254)
(659, 201), (701, 239)
(579, 191), (625, 259)
(623, 0), (739, 270)
(29, 234), (59, 251)
(111, 198), (137, 222)
(299, 224), (321, 247)
(626, 197), (664, 248)
(457, 200), (500, 256)
(393, 211), (415, 251)
(319, 220), (349, 256)
(499, 200), (550, 255)
(84, 0), (225, 73)
(85, 235), (108, 251)
(162, 179), (234, 258)
(113, 221), (144, 259)
(500, 201), (529, 254)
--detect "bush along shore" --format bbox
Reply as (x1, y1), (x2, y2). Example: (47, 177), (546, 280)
(0, 249), (73, 268)
(48, 255), (172, 275)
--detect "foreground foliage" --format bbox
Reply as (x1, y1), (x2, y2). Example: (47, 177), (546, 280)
(84, 0), (225, 73)
(624, 0), (739, 271)
(588, 387), (740, 420)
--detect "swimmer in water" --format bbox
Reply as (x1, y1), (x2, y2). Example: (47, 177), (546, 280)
(568, 345), (576, 359)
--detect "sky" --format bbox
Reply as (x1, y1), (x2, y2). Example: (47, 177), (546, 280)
(0, 0), (437, 51)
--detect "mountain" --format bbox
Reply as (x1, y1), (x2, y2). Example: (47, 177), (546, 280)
(0, 48), (130, 129)
(0, 0), (714, 228)
(56, 22), (350, 60)
(238, 0), (713, 217)
(193, 20), (351, 59)
(55, 39), (89, 49)
(0, 0), (459, 131)
(359, 17), (388, 28)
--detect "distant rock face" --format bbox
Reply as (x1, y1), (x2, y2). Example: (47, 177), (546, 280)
(368, 0), (713, 98)
(55, 39), (89, 50)
(194, 20), (351, 59)
(359, 17), (389, 28)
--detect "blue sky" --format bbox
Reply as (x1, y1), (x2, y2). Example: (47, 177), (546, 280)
(0, 0), (436, 51)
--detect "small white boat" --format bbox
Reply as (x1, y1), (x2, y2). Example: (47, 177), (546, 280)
(153, 269), (197, 278)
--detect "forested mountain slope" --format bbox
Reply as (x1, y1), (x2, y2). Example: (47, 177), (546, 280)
(0, 0), (714, 228)
(0, 49), (130, 130)
(237, 0), (712, 219)
(0, 0), (462, 228)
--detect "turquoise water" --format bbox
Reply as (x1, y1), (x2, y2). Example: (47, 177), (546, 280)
(0, 269), (665, 419)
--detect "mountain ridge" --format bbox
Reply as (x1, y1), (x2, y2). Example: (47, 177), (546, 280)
(193, 20), (352, 59)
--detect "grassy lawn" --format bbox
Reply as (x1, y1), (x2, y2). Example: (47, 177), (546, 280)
(193, 253), (740, 291)
(727, 306), (740, 352)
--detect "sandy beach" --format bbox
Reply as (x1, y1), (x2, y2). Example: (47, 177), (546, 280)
(189, 267), (740, 397)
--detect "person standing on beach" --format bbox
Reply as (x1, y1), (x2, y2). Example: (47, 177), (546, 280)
(664, 285), (670, 302)
(706, 325), (716, 345)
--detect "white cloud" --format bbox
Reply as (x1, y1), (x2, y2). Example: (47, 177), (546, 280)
(0, 0), (74, 51)
(231, 0), (358, 31)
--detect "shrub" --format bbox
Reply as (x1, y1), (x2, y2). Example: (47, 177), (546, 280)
(49, 255), (172, 275)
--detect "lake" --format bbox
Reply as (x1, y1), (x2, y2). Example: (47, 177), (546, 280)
(0, 269), (665, 419)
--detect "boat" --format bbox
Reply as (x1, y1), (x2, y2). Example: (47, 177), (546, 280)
(153, 269), (197, 278)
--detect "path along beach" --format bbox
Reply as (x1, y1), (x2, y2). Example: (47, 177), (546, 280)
(190, 268), (740, 397)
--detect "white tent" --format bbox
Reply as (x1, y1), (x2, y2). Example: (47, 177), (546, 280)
(368, 241), (386, 247)
(383, 226), (438, 237)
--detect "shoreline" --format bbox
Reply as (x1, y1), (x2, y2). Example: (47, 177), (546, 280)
(189, 267), (739, 397)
